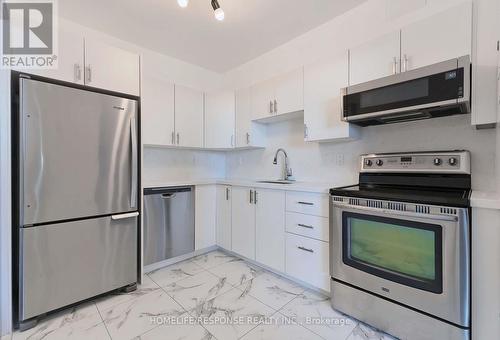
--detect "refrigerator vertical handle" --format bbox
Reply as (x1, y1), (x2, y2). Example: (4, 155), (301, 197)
(130, 116), (138, 209)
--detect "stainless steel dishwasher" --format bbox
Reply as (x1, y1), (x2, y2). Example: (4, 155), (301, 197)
(143, 187), (195, 266)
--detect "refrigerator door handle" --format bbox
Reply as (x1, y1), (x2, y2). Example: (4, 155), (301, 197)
(111, 212), (139, 220)
(130, 116), (138, 209)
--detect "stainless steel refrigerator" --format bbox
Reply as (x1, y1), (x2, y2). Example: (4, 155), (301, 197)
(15, 77), (139, 329)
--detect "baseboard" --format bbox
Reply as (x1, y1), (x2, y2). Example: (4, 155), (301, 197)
(143, 245), (218, 274)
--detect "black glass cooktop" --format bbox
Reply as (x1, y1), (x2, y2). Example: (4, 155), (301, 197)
(330, 184), (470, 207)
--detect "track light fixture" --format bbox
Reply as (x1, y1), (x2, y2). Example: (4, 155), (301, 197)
(211, 0), (225, 21)
(176, 0), (224, 21)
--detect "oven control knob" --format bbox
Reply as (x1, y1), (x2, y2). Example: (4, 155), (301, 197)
(448, 157), (458, 166)
(376, 159), (384, 166)
(433, 158), (442, 166)
(365, 159), (373, 167)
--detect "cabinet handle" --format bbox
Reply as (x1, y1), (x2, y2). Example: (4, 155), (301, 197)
(297, 201), (314, 206)
(297, 246), (314, 253)
(177, 133), (180, 145)
(226, 187), (230, 200)
(246, 132), (250, 145)
(171, 132), (175, 145)
(274, 99), (278, 114)
(250, 190), (254, 204)
(304, 124), (309, 139)
(269, 101), (274, 114)
(392, 57), (397, 75)
(74, 64), (82, 82)
(85, 65), (92, 83)
(254, 191), (258, 204)
(231, 135), (234, 147)
(403, 54), (408, 72)
(298, 223), (314, 229)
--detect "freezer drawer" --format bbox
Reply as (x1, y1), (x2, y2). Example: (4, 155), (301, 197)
(143, 187), (194, 266)
(19, 213), (138, 321)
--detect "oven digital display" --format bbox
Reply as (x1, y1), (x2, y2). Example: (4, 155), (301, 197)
(400, 156), (412, 163)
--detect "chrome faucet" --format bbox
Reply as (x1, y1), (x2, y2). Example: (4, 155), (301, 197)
(273, 148), (293, 181)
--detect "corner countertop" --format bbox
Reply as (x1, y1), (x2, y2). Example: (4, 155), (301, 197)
(143, 178), (354, 194)
(143, 179), (500, 210)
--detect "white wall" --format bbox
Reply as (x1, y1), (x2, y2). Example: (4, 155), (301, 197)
(143, 147), (226, 185)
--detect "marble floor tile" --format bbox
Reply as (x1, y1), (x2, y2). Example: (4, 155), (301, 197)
(147, 260), (205, 287)
(279, 290), (357, 340)
(191, 250), (238, 270)
(196, 286), (275, 340)
(95, 275), (160, 313)
(163, 270), (233, 314)
(101, 288), (185, 340)
(12, 303), (109, 340)
(240, 312), (323, 340)
(208, 258), (263, 286)
(346, 323), (398, 340)
(236, 271), (305, 310)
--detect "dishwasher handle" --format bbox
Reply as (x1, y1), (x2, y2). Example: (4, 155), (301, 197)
(144, 187), (192, 196)
(161, 193), (176, 199)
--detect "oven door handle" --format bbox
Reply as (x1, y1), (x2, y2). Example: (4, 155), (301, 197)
(333, 203), (459, 222)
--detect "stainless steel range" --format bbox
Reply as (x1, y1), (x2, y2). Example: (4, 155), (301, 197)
(329, 151), (471, 340)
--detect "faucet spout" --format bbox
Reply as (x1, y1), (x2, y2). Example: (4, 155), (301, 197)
(273, 148), (293, 181)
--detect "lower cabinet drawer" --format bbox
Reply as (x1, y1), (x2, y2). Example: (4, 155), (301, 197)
(286, 212), (329, 242)
(285, 232), (330, 291)
(286, 191), (329, 217)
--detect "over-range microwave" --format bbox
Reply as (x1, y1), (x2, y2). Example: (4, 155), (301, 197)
(341, 55), (471, 126)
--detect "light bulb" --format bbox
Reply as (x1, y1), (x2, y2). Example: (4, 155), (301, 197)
(177, 0), (189, 8)
(214, 7), (224, 21)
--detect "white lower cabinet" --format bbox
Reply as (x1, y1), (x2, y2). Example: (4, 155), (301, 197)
(255, 189), (285, 272)
(195, 185), (217, 250)
(285, 232), (330, 291)
(216, 185), (232, 250)
(231, 186), (256, 260)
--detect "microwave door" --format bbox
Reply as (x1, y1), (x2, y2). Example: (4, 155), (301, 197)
(20, 79), (138, 226)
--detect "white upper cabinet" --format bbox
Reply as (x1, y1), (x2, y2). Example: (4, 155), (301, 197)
(251, 67), (304, 121)
(216, 185), (232, 250)
(251, 78), (276, 120)
(141, 73), (175, 146)
(349, 31), (401, 85)
(26, 28), (84, 85)
(84, 39), (140, 96)
(274, 68), (304, 115)
(255, 189), (285, 272)
(304, 52), (359, 142)
(401, 2), (472, 71)
(205, 91), (235, 149)
(174, 85), (204, 148)
(235, 88), (266, 148)
(231, 187), (256, 260)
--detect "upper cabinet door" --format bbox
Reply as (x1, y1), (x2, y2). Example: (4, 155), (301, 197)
(25, 28), (84, 85)
(141, 73), (175, 146)
(349, 31), (401, 85)
(84, 39), (140, 96)
(235, 88), (266, 148)
(274, 67), (304, 115)
(205, 91), (235, 149)
(251, 78), (275, 120)
(175, 85), (204, 148)
(401, 2), (472, 71)
(304, 52), (358, 142)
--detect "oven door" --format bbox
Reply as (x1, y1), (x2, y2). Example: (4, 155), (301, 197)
(330, 200), (470, 328)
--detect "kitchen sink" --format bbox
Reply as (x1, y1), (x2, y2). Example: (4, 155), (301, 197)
(257, 180), (296, 185)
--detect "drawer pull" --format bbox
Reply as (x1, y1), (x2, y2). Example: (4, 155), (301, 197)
(297, 246), (314, 253)
(297, 201), (314, 206)
(298, 223), (314, 229)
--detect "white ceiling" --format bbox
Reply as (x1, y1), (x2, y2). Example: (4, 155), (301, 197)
(60, 0), (366, 73)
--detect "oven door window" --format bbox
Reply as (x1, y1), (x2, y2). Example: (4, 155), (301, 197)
(342, 212), (443, 293)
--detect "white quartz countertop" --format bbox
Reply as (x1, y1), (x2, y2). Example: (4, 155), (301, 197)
(470, 191), (500, 210)
(143, 178), (354, 194)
